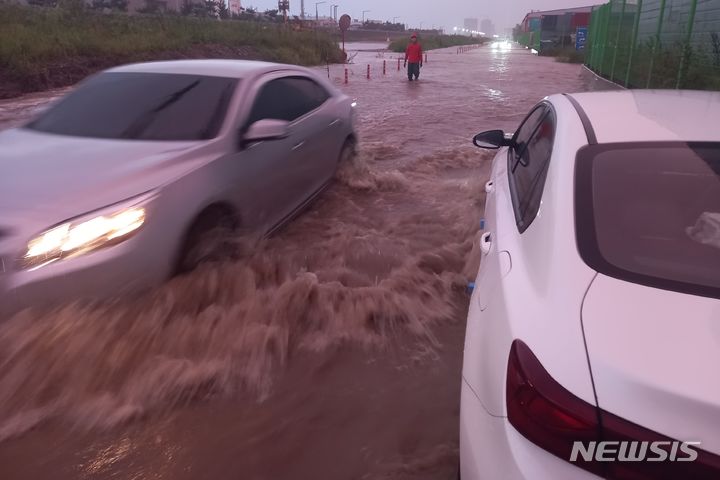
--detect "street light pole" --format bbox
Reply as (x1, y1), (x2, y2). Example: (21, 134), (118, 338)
(315, 1), (325, 21)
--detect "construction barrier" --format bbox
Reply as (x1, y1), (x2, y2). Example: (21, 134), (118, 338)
(456, 44), (481, 54)
(336, 52), (449, 84)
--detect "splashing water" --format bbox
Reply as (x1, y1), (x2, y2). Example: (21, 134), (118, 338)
(0, 142), (492, 441)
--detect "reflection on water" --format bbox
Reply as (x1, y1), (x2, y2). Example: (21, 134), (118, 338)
(81, 437), (133, 475)
(485, 88), (505, 102)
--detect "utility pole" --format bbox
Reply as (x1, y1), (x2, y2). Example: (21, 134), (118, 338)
(332, 4), (338, 21)
(362, 9), (370, 23)
(301, 0), (305, 20)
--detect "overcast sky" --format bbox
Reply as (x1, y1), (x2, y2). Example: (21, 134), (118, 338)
(242, 0), (597, 32)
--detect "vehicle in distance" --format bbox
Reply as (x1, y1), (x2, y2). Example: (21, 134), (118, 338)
(0, 60), (357, 316)
(460, 90), (720, 479)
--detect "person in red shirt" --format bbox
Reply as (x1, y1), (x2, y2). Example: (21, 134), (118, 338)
(404, 33), (423, 81)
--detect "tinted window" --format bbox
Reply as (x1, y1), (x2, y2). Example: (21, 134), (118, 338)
(513, 106), (546, 160)
(576, 142), (720, 298)
(508, 106), (555, 232)
(247, 76), (330, 125)
(27, 72), (237, 140)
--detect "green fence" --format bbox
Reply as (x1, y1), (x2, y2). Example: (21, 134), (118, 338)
(586, 0), (720, 89)
(517, 31), (540, 51)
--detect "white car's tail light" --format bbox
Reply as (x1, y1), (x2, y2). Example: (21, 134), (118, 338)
(506, 339), (602, 476)
(506, 339), (720, 479)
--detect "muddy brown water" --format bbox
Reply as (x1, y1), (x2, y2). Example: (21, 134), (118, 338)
(0, 44), (612, 479)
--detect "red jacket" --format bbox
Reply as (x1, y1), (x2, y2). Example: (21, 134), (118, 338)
(405, 42), (423, 63)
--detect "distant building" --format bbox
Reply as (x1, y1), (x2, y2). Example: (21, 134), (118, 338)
(480, 18), (495, 36)
(125, 0), (198, 12)
(313, 16), (338, 27)
(228, 0), (241, 15)
(519, 5), (598, 52)
(463, 18), (479, 31)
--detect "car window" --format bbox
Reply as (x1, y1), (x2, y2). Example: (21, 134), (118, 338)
(508, 107), (556, 233)
(576, 142), (720, 299)
(26, 72), (238, 141)
(291, 76), (331, 110)
(246, 76), (330, 126)
(512, 105), (547, 164)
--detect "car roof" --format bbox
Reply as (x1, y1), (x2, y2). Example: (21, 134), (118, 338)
(563, 90), (720, 143)
(106, 59), (293, 79)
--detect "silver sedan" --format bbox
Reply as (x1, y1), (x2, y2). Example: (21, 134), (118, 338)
(0, 60), (357, 315)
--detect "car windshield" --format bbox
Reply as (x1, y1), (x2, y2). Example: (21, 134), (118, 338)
(26, 72), (238, 141)
(577, 142), (720, 298)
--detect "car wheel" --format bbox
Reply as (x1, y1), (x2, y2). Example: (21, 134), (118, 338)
(337, 138), (357, 168)
(176, 207), (237, 274)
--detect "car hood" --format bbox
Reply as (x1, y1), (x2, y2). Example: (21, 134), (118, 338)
(582, 274), (720, 455)
(0, 128), (207, 225)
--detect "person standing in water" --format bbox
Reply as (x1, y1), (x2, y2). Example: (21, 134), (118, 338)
(404, 33), (423, 81)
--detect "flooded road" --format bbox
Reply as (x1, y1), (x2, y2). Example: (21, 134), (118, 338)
(0, 43), (610, 479)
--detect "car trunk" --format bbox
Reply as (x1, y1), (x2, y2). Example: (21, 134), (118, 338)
(582, 274), (720, 456)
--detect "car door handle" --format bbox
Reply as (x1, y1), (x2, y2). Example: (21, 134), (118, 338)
(480, 232), (492, 255)
(292, 141), (305, 151)
(485, 181), (495, 194)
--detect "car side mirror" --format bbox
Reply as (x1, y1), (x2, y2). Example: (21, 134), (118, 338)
(244, 119), (290, 143)
(473, 129), (512, 149)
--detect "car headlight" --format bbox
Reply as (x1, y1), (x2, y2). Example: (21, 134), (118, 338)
(23, 193), (154, 270)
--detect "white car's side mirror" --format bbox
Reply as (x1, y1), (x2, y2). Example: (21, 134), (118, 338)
(244, 119), (290, 142)
(473, 129), (513, 150)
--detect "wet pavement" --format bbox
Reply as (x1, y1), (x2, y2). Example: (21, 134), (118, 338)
(0, 43), (610, 480)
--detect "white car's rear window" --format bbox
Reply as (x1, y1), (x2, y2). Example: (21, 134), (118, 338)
(27, 72), (238, 141)
(576, 142), (720, 299)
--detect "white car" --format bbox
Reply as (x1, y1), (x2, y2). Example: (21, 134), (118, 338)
(0, 60), (357, 316)
(460, 90), (720, 479)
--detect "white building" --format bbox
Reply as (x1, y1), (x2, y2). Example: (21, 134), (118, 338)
(228, 0), (241, 15)
(463, 18), (479, 31)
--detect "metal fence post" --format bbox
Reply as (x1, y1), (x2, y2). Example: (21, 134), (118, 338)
(599, 3), (612, 75)
(611, 0), (627, 82)
(588, 7), (597, 69)
(593, 7), (601, 70)
(676, 0), (699, 88)
(646, 0), (667, 88)
(625, 0), (643, 87)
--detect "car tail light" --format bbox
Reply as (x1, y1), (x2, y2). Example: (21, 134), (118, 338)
(600, 409), (720, 480)
(506, 339), (604, 477)
(506, 340), (720, 479)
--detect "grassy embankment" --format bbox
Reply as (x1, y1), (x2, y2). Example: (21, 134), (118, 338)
(389, 35), (488, 53)
(0, 4), (344, 98)
(553, 48), (585, 64)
